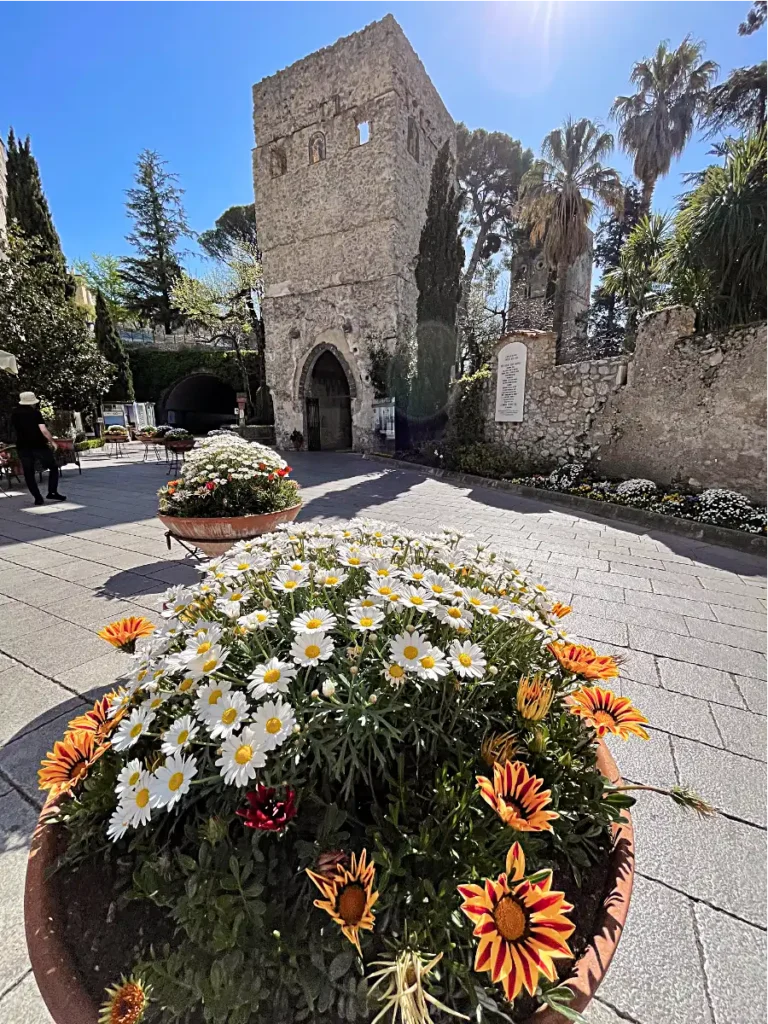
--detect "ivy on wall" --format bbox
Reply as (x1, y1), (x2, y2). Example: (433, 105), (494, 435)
(449, 363), (491, 444)
(126, 348), (264, 403)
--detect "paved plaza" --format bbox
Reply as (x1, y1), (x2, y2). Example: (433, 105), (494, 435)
(0, 447), (765, 1024)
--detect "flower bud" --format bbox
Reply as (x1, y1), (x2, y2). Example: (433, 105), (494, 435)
(322, 680), (336, 698)
(311, 689), (320, 699)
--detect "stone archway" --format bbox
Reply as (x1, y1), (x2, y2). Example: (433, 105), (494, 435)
(299, 345), (354, 450)
(161, 373), (237, 434)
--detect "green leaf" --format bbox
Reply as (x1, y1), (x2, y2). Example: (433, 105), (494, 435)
(329, 948), (356, 982)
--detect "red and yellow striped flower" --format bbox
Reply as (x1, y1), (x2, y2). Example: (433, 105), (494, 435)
(477, 761), (559, 833)
(306, 850), (378, 954)
(549, 642), (619, 681)
(68, 691), (125, 741)
(38, 730), (109, 797)
(569, 685), (649, 740)
(550, 602), (572, 618)
(97, 617), (155, 653)
(458, 842), (575, 1003)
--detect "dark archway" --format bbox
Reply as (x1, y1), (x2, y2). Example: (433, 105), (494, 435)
(162, 373), (237, 434)
(304, 350), (352, 450)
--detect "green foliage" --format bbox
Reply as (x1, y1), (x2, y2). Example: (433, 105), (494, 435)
(75, 438), (105, 451)
(0, 231), (114, 410)
(425, 441), (549, 480)
(95, 291), (135, 401)
(704, 62), (767, 137)
(121, 150), (191, 333)
(602, 213), (672, 340)
(739, 0), (767, 35)
(449, 365), (491, 444)
(199, 204), (259, 262)
(126, 348), (263, 403)
(410, 142), (464, 419)
(73, 254), (135, 326)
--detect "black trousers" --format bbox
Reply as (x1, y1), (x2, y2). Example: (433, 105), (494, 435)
(17, 448), (59, 501)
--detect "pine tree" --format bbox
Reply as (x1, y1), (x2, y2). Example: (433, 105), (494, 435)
(94, 290), (135, 401)
(5, 129), (71, 294)
(410, 141), (464, 420)
(121, 150), (191, 333)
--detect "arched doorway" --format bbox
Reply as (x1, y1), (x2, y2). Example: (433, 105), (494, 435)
(305, 350), (352, 450)
(162, 374), (237, 434)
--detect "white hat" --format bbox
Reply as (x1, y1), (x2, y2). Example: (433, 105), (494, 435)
(18, 391), (39, 405)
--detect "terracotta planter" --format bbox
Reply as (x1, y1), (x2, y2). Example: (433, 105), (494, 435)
(158, 503), (302, 556)
(25, 743), (633, 1024)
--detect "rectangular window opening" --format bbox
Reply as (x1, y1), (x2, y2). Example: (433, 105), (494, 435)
(357, 121), (370, 145)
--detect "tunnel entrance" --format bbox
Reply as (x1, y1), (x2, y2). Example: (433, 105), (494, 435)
(305, 350), (352, 450)
(162, 374), (237, 434)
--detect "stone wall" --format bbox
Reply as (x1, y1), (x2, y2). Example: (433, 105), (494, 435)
(484, 330), (628, 469)
(594, 307), (767, 501)
(252, 15), (455, 449)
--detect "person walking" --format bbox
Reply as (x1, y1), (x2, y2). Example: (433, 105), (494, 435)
(10, 392), (67, 506)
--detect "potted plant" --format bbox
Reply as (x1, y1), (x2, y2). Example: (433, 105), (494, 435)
(25, 523), (711, 1024)
(157, 433), (301, 555)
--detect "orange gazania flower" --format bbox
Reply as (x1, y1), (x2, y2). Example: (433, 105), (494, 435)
(306, 850), (379, 953)
(458, 842), (575, 1003)
(569, 685), (649, 741)
(477, 761), (559, 833)
(516, 675), (554, 723)
(551, 602), (572, 618)
(97, 617), (155, 653)
(38, 730), (109, 797)
(99, 975), (150, 1024)
(549, 642), (619, 681)
(68, 691), (125, 740)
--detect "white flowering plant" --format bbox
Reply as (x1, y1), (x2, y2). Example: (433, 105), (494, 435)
(42, 519), (712, 1024)
(158, 434), (299, 519)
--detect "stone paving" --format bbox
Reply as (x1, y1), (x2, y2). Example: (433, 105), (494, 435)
(0, 447), (765, 1024)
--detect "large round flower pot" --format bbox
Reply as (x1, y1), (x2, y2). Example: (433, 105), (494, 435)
(24, 743), (633, 1024)
(158, 504), (302, 557)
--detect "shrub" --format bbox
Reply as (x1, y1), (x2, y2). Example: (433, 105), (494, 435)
(615, 478), (657, 498)
(695, 488), (767, 533)
(158, 433), (299, 519)
(104, 424), (129, 437)
(164, 427), (194, 441)
(75, 438), (105, 451)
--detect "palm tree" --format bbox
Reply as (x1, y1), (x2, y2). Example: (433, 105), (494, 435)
(603, 213), (671, 339)
(517, 117), (623, 341)
(612, 37), (718, 214)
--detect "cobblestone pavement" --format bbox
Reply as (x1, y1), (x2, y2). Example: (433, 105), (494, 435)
(0, 448), (765, 1024)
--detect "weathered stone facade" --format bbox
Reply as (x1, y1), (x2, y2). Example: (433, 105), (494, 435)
(483, 308), (767, 500)
(252, 15), (455, 449)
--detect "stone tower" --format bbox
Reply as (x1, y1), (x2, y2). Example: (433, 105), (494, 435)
(252, 15), (455, 449)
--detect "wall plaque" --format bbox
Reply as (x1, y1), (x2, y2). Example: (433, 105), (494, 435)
(494, 341), (527, 422)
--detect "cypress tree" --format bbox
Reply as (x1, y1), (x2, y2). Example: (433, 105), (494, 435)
(5, 129), (71, 294)
(94, 289), (135, 401)
(121, 150), (191, 333)
(410, 141), (464, 419)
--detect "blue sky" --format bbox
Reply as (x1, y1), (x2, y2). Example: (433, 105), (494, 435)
(1, 1), (763, 269)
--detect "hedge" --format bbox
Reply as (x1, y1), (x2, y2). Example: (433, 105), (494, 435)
(76, 438), (105, 451)
(126, 348), (263, 403)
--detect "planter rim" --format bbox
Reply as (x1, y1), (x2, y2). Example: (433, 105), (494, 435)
(25, 756), (632, 1024)
(158, 503), (302, 527)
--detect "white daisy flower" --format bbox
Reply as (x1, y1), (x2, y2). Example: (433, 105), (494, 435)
(479, 599), (513, 620)
(367, 580), (397, 600)
(382, 662), (408, 686)
(107, 804), (132, 842)
(248, 658), (296, 700)
(112, 707), (156, 751)
(380, 589), (405, 610)
(423, 571), (453, 597)
(514, 609), (549, 633)
(201, 690), (250, 738)
(448, 639), (486, 680)
(149, 753), (198, 809)
(367, 559), (399, 580)
(396, 584), (438, 612)
(160, 586), (193, 618)
(224, 554), (258, 575)
(194, 680), (232, 719)
(174, 671), (201, 696)
(403, 563), (429, 584)
(115, 758), (144, 798)
(347, 606), (385, 631)
(123, 773), (153, 827)
(107, 687), (132, 719)
(189, 644), (228, 676)
(290, 607), (337, 634)
(238, 608), (278, 631)
(356, 594), (384, 609)
(434, 603), (474, 630)
(290, 632), (335, 666)
(316, 569), (348, 588)
(216, 726), (267, 786)
(449, 585), (468, 604)
(273, 568), (309, 592)
(161, 715), (199, 756)
(337, 547), (366, 567)
(141, 693), (166, 714)
(126, 658), (152, 693)
(251, 698), (296, 751)
(282, 558), (308, 572)
(215, 587), (248, 618)
(464, 588), (493, 612)
(415, 647), (450, 680)
(390, 631), (430, 671)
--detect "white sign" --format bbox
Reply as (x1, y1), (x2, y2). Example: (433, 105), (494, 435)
(495, 341), (527, 422)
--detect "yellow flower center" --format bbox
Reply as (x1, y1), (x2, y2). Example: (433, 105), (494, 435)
(412, 572), (425, 580)
(177, 730), (189, 745)
(284, 581), (297, 590)
(348, 557), (361, 565)
(431, 584), (444, 593)
(447, 608), (462, 619)
(469, 597), (482, 606)
(306, 618), (323, 629)
(208, 688), (223, 705)
(325, 576), (339, 585)
(290, 562), (304, 570)
(235, 744), (253, 765)
(336, 882), (367, 925)
(421, 655), (435, 669)
(137, 670), (147, 683)
(403, 645), (418, 660)
(168, 771), (185, 792)
(256, 612), (268, 621)
(135, 788), (150, 808)
(237, 563), (249, 570)
(389, 664), (405, 679)
(593, 710), (617, 728)
(410, 595), (424, 605)
(202, 658), (218, 673)
(265, 717), (282, 735)
(490, 606), (500, 615)
(458, 653), (473, 667)
(493, 895), (526, 942)
(221, 707), (238, 725)
(360, 617), (374, 628)
(130, 723), (143, 738)
(197, 641), (212, 654)
(129, 770), (140, 787)
(179, 678), (194, 692)
(376, 568), (389, 577)
(230, 593), (243, 602)
(377, 585), (392, 596)
(360, 599), (375, 607)
(305, 644), (321, 659)
(263, 668), (281, 684)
